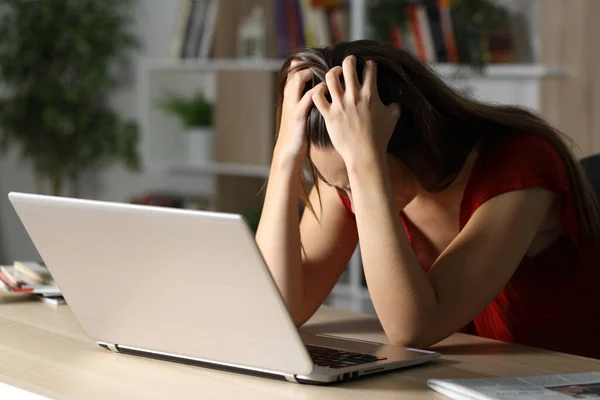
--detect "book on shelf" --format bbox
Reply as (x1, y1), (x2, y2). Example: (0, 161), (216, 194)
(276, 0), (350, 57)
(427, 371), (600, 400)
(377, 0), (517, 65)
(0, 261), (61, 296)
(171, 0), (350, 60)
(171, 0), (218, 59)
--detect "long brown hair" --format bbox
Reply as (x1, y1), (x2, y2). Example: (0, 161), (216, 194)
(275, 40), (600, 245)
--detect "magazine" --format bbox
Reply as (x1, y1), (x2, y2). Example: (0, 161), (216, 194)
(427, 372), (600, 399)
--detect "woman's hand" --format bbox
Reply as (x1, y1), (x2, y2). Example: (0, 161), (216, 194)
(274, 62), (318, 168)
(312, 56), (400, 164)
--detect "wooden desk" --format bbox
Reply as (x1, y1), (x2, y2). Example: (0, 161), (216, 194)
(1, 293), (599, 400)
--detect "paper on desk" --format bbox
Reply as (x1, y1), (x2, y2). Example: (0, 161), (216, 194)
(0, 382), (52, 399)
(428, 371), (600, 399)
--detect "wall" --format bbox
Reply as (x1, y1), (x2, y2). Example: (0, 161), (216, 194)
(0, 0), (211, 264)
(539, 0), (600, 158)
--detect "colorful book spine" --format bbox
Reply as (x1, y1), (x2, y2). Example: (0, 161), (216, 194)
(170, 0), (194, 58)
(423, 0), (448, 63)
(275, 0), (290, 57)
(407, 4), (426, 61)
(416, 4), (436, 62)
(197, 0), (217, 58)
(390, 25), (405, 49)
(275, 0), (349, 54)
(439, 0), (458, 63)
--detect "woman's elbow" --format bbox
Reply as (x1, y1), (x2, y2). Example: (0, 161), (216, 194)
(288, 305), (315, 328)
(292, 313), (309, 328)
(387, 333), (421, 348)
(385, 327), (437, 350)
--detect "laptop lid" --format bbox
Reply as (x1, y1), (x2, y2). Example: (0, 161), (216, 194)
(8, 192), (313, 376)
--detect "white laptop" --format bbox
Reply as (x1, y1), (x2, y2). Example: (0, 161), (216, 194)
(8, 192), (440, 384)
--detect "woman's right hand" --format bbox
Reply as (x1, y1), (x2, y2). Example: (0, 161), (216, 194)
(274, 62), (317, 167)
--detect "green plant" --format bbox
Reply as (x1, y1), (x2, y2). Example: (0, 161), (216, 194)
(0, 0), (141, 196)
(451, 0), (510, 68)
(157, 92), (214, 128)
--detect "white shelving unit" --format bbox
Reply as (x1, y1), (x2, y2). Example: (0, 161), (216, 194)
(141, 58), (285, 72)
(138, 0), (564, 315)
(168, 162), (271, 179)
(142, 57), (564, 76)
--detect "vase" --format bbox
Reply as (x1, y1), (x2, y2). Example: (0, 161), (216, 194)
(183, 127), (212, 166)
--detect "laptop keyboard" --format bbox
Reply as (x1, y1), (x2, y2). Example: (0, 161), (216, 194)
(306, 345), (387, 369)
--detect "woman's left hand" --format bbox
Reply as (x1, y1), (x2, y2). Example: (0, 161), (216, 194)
(312, 56), (401, 164)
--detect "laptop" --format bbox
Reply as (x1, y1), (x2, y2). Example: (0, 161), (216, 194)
(8, 191), (440, 384)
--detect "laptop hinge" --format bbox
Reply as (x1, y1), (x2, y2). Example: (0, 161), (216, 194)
(98, 342), (120, 353)
(284, 375), (298, 383)
(314, 333), (381, 345)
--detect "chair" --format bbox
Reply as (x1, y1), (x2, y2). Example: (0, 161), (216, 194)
(580, 154), (600, 200)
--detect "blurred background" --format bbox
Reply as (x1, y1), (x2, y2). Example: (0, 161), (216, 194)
(0, 0), (596, 314)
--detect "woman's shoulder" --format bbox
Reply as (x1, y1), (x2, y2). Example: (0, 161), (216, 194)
(476, 133), (569, 182)
(461, 132), (574, 227)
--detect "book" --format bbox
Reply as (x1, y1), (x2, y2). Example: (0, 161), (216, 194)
(197, 0), (217, 58)
(13, 261), (53, 284)
(0, 263), (60, 296)
(427, 371), (600, 400)
(416, 4), (436, 62)
(423, 0), (448, 62)
(184, 0), (209, 58)
(407, 4), (426, 61)
(180, 0), (200, 58)
(438, 0), (458, 63)
(170, 0), (194, 58)
(274, 0), (347, 57)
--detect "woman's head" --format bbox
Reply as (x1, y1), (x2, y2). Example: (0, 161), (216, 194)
(278, 40), (483, 193)
(275, 40), (600, 244)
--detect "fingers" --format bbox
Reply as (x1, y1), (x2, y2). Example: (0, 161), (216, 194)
(297, 84), (320, 112)
(285, 68), (313, 100)
(342, 55), (360, 97)
(325, 66), (343, 104)
(311, 82), (330, 115)
(363, 60), (378, 96)
(287, 59), (301, 80)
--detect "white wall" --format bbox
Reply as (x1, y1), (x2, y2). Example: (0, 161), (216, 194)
(0, 0), (203, 264)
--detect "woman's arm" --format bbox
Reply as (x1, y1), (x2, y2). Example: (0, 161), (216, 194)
(348, 154), (555, 347)
(312, 56), (556, 347)
(256, 65), (359, 325)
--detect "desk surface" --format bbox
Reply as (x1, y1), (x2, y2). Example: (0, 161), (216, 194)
(1, 293), (599, 400)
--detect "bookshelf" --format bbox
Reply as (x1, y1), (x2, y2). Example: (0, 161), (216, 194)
(142, 57), (564, 77)
(137, 0), (565, 315)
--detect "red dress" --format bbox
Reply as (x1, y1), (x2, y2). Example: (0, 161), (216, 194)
(338, 134), (600, 359)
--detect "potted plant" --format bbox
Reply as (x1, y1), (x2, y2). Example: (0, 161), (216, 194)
(157, 91), (214, 166)
(0, 0), (140, 196)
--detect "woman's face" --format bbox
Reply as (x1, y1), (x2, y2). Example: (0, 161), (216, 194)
(309, 147), (420, 212)
(310, 147), (351, 197)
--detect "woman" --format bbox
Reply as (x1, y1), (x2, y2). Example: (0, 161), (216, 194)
(255, 40), (600, 359)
